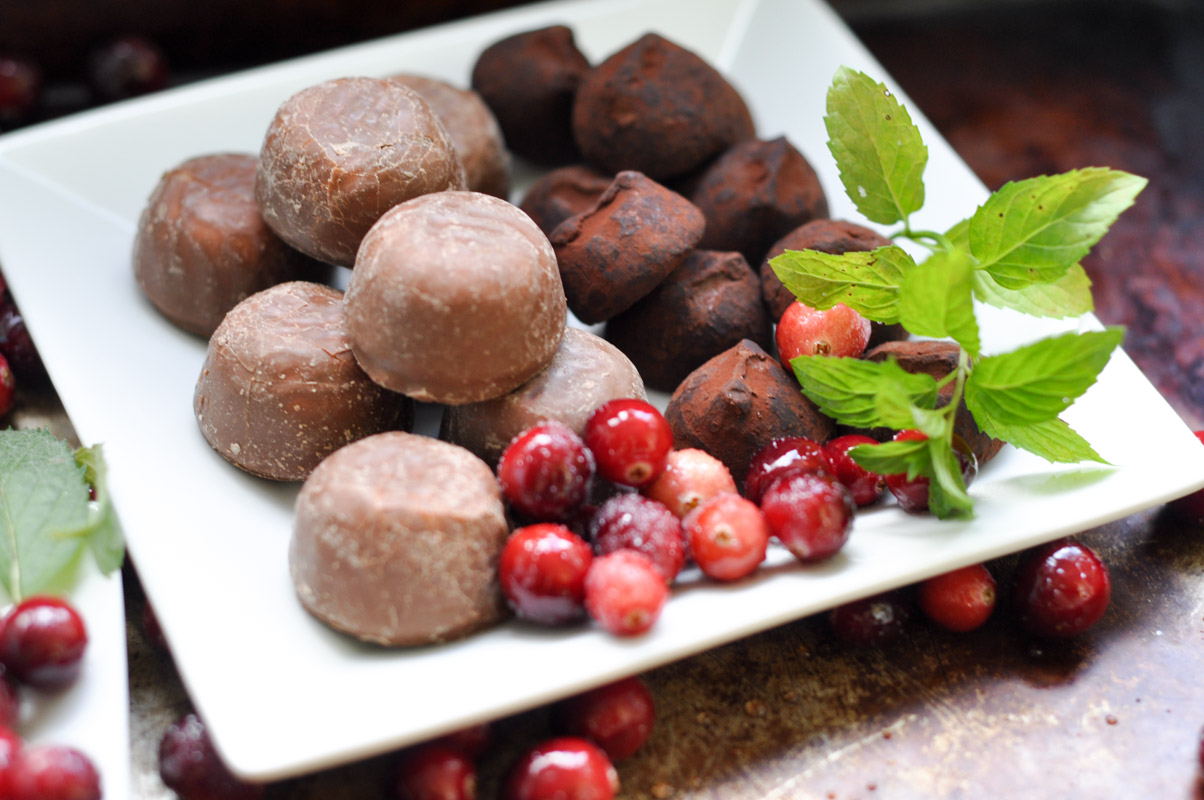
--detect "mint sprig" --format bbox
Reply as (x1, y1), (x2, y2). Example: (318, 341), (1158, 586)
(768, 67), (1143, 518)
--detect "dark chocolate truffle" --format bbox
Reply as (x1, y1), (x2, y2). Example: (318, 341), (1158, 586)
(133, 153), (324, 337)
(519, 164), (612, 237)
(550, 171), (705, 324)
(256, 77), (467, 267)
(605, 250), (772, 392)
(194, 281), (412, 481)
(345, 191), (566, 405)
(572, 33), (755, 181)
(471, 25), (590, 165)
(665, 339), (834, 485)
(290, 432), (509, 646)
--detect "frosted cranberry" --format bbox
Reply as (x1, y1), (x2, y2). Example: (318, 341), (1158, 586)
(588, 494), (685, 583)
(429, 722), (491, 759)
(743, 437), (828, 504)
(584, 551), (668, 637)
(0, 596), (88, 690)
(1169, 431), (1204, 523)
(775, 301), (871, 369)
(554, 676), (655, 761)
(917, 564), (996, 632)
(87, 35), (169, 101)
(0, 667), (19, 729)
(0, 726), (20, 798)
(1012, 538), (1111, 638)
(502, 737), (618, 800)
(829, 591), (910, 647)
(0, 58), (41, 124)
(760, 472), (854, 562)
(500, 524), (594, 625)
(684, 494), (769, 581)
(393, 744), (476, 800)
(643, 448), (736, 518)
(583, 399), (673, 487)
(159, 713), (263, 800)
(824, 434), (885, 506)
(884, 430), (977, 514)
(8, 745), (100, 800)
(498, 422), (595, 521)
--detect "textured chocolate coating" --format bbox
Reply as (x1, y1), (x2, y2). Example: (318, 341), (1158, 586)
(440, 327), (646, 467)
(572, 33), (756, 180)
(194, 282), (412, 481)
(346, 191), (566, 404)
(690, 137), (829, 265)
(665, 340), (835, 485)
(519, 164), (612, 237)
(605, 250), (772, 392)
(550, 171), (705, 324)
(761, 219), (894, 319)
(255, 77), (467, 267)
(390, 74), (511, 199)
(290, 432), (509, 646)
(471, 25), (590, 165)
(133, 153), (324, 337)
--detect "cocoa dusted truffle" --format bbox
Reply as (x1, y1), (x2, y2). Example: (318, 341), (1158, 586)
(605, 250), (772, 392)
(519, 164), (611, 237)
(665, 340), (834, 485)
(290, 432), (509, 646)
(550, 171), (705, 324)
(572, 33), (755, 181)
(345, 191), (567, 405)
(194, 282), (412, 481)
(133, 153), (324, 337)
(441, 327), (646, 467)
(471, 25), (590, 165)
(390, 73), (511, 199)
(255, 77), (467, 267)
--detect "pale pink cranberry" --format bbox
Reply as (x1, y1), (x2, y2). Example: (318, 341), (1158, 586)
(554, 676), (655, 762)
(502, 737), (618, 800)
(584, 551), (668, 637)
(588, 494), (685, 583)
(775, 301), (871, 369)
(644, 448), (736, 518)
(684, 494), (769, 581)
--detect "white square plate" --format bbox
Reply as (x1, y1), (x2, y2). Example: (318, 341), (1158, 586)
(2, 0), (1202, 782)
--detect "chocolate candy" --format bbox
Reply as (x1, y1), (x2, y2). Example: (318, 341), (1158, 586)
(519, 164), (612, 237)
(760, 219), (893, 319)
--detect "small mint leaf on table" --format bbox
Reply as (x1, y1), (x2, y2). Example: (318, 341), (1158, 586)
(791, 356), (938, 430)
(769, 245), (913, 324)
(982, 417), (1109, 465)
(825, 67), (927, 225)
(898, 248), (981, 357)
(971, 264), (1094, 319)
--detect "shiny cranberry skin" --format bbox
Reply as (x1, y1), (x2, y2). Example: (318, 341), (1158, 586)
(584, 551), (668, 637)
(500, 524), (594, 625)
(760, 471), (855, 562)
(159, 713), (263, 800)
(554, 676), (655, 762)
(1012, 538), (1111, 638)
(87, 35), (169, 101)
(643, 448), (736, 518)
(0, 57), (41, 124)
(918, 564), (997, 632)
(583, 399), (673, 487)
(775, 301), (871, 368)
(429, 722), (491, 759)
(0, 726), (20, 798)
(743, 437), (828, 504)
(829, 591), (910, 647)
(1169, 431), (1204, 523)
(0, 596), (88, 690)
(684, 494), (769, 581)
(393, 744), (476, 800)
(824, 434), (885, 506)
(8, 745), (100, 800)
(498, 421), (595, 521)
(884, 430), (977, 514)
(588, 494), (685, 583)
(502, 737), (618, 800)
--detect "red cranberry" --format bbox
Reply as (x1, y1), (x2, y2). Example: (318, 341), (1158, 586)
(584, 551), (668, 637)
(498, 422), (595, 521)
(0, 726), (20, 798)
(87, 35), (169, 101)
(159, 713), (263, 800)
(553, 676), (655, 762)
(828, 591), (910, 647)
(760, 471), (855, 562)
(0, 596), (88, 690)
(499, 524), (594, 625)
(743, 437), (828, 504)
(8, 745), (100, 800)
(0, 355), (16, 419)
(643, 448), (736, 518)
(884, 430), (977, 514)
(429, 722), (491, 759)
(775, 301), (871, 368)
(501, 737), (618, 800)
(0, 667), (19, 729)
(917, 564), (996, 632)
(684, 494), (769, 581)
(583, 399), (673, 487)
(0, 57), (41, 124)
(1169, 431), (1204, 523)
(588, 494), (685, 583)
(0, 301), (43, 381)
(1012, 538), (1111, 638)
(824, 434), (885, 506)
(393, 744), (476, 800)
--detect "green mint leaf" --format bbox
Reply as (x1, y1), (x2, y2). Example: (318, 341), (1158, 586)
(971, 264), (1094, 318)
(768, 245), (913, 324)
(980, 417), (1109, 465)
(969, 168), (1147, 290)
(73, 445), (125, 575)
(927, 439), (974, 518)
(848, 438), (930, 480)
(964, 328), (1124, 427)
(825, 67), (927, 225)
(898, 249), (981, 357)
(791, 356), (938, 430)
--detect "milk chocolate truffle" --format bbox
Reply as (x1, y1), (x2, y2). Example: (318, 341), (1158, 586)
(390, 74), (511, 199)
(665, 340), (834, 485)
(346, 191), (567, 404)
(519, 165), (611, 237)
(690, 138), (829, 265)
(441, 327), (646, 467)
(194, 282), (412, 481)
(551, 171), (705, 324)
(255, 77), (467, 267)
(605, 250), (772, 392)
(290, 432), (509, 646)
(572, 33), (755, 181)
(133, 153), (324, 337)
(471, 25), (590, 165)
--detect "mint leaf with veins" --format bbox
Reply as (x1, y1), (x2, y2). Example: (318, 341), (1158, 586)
(769, 245), (912, 324)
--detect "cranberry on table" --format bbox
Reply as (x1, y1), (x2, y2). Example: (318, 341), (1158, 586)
(583, 399), (674, 487)
(584, 551), (668, 637)
(8, 744), (100, 800)
(498, 421), (595, 521)
(393, 743), (476, 800)
(643, 448), (736, 518)
(429, 722), (492, 759)
(1168, 431), (1204, 523)
(499, 524), (594, 625)
(743, 436), (828, 505)
(917, 564), (997, 632)
(589, 493), (685, 583)
(502, 737), (618, 800)
(553, 676), (655, 762)
(824, 434), (885, 506)
(0, 596), (88, 690)
(87, 35), (169, 101)
(0, 57), (41, 124)
(884, 429), (977, 514)
(1012, 538), (1111, 638)
(775, 301), (871, 369)
(829, 591), (911, 647)
(159, 712), (263, 800)
(684, 494), (769, 581)
(0, 300), (43, 381)
(760, 471), (855, 563)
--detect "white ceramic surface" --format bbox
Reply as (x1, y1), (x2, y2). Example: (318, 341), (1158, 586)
(2, 0), (1201, 783)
